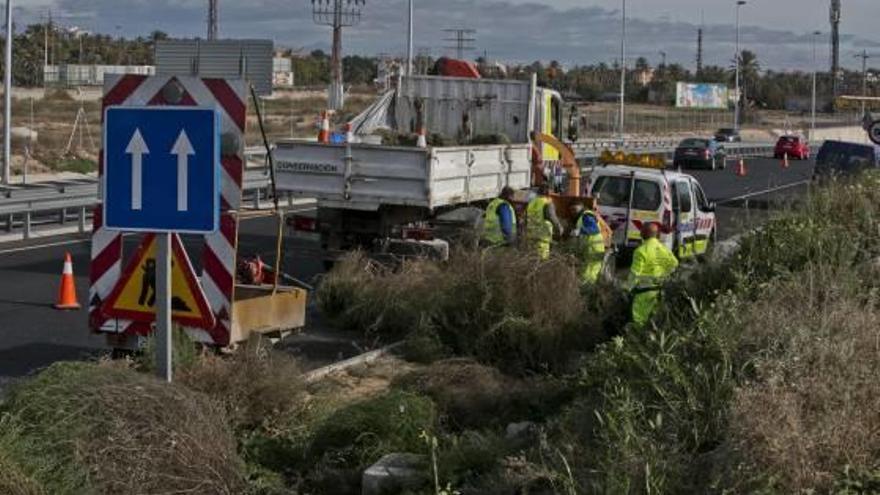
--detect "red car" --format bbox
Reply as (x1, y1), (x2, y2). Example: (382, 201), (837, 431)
(775, 135), (810, 160)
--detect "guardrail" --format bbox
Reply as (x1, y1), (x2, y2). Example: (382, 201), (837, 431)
(576, 141), (777, 167)
(0, 169), (274, 241)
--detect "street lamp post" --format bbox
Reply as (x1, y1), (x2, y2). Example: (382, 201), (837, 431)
(619, 0), (626, 143)
(811, 31), (821, 139)
(734, 0), (746, 131)
(3, 0), (12, 186)
(406, 0), (413, 76)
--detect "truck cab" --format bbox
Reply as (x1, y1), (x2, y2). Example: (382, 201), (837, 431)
(588, 161), (717, 259)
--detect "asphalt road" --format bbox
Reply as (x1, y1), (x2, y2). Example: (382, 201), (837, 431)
(0, 156), (814, 381)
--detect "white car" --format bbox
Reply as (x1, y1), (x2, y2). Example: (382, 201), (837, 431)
(588, 164), (717, 259)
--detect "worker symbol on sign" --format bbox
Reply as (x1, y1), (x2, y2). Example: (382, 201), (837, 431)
(139, 259), (156, 307)
(102, 234), (215, 330)
(136, 258), (193, 312)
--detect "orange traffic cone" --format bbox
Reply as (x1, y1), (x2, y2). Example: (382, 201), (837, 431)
(54, 252), (81, 310)
(782, 153), (790, 169)
(416, 126), (427, 148)
(736, 157), (748, 177)
(317, 111), (330, 144)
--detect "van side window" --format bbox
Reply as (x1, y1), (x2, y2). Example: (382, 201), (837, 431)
(693, 182), (709, 210)
(675, 180), (692, 213)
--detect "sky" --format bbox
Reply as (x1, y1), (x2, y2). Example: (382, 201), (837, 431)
(11, 0), (880, 72)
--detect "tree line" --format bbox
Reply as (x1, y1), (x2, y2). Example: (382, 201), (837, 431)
(3, 21), (876, 111)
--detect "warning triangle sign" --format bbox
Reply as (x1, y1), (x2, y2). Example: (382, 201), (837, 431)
(102, 233), (216, 330)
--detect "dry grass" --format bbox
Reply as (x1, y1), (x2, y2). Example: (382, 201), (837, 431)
(1, 361), (246, 495)
(394, 358), (570, 430)
(720, 264), (880, 492)
(178, 337), (306, 430)
(318, 249), (595, 374)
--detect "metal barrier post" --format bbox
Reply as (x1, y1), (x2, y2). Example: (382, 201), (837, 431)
(78, 206), (87, 233)
(253, 189), (261, 209)
(23, 212), (31, 239)
(60, 208), (67, 225)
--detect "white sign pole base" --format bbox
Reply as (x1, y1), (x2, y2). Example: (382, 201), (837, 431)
(155, 233), (173, 383)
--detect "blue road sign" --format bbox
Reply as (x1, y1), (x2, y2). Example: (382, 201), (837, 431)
(104, 107), (220, 234)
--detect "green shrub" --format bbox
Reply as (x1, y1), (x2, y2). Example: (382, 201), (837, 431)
(136, 325), (199, 373)
(0, 415), (44, 495)
(1, 362), (246, 494)
(57, 158), (97, 174)
(309, 390), (436, 468)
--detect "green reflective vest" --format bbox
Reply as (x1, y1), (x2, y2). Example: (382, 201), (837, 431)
(526, 196), (554, 245)
(482, 198), (515, 245)
(628, 237), (679, 291)
(575, 211), (607, 261)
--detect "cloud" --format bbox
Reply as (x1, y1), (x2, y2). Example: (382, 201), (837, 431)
(15, 0), (880, 71)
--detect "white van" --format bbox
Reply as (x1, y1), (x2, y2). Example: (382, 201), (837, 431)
(588, 164), (717, 259)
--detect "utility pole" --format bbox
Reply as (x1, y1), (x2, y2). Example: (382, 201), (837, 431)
(734, 0), (747, 131)
(207, 0), (218, 40)
(855, 50), (873, 117)
(406, 0), (413, 76)
(312, 0), (366, 111)
(696, 10), (704, 76)
(812, 31), (821, 138)
(443, 28), (476, 59)
(4, 0), (12, 186)
(830, 0), (841, 100)
(619, 0), (626, 142)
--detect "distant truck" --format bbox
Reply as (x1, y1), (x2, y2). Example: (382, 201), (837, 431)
(273, 74), (571, 263)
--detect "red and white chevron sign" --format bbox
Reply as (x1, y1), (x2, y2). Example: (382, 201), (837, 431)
(90, 75), (246, 347)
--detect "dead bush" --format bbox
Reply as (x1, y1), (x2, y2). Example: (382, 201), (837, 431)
(319, 249), (595, 374)
(1, 362), (246, 495)
(394, 358), (571, 430)
(719, 265), (880, 492)
(178, 337), (305, 430)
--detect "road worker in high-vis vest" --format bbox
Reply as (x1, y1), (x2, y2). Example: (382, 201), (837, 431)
(481, 186), (517, 247)
(526, 185), (562, 260)
(628, 223), (679, 327)
(570, 202), (608, 284)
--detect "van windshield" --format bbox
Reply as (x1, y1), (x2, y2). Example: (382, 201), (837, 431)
(593, 176), (662, 211)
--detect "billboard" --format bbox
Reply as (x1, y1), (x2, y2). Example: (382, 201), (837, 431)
(676, 83), (730, 109)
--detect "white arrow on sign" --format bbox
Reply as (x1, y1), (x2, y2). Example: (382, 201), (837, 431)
(125, 128), (149, 211)
(171, 130), (195, 212)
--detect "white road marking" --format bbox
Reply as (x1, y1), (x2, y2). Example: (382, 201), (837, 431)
(0, 237), (91, 255)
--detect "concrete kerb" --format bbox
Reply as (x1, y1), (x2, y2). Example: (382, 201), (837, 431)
(303, 341), (404, 384)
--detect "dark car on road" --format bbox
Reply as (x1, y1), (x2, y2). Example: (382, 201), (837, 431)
(714, 128), (742, 143)
(673, 138), (727, 170)
(813, 140), (879, 180)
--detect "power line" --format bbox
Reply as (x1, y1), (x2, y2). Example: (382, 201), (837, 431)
(443, 28), (476, 59)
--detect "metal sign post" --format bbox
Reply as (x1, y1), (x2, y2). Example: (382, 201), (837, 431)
(103, 105), (221, 383)
(155, 233), (172, 382)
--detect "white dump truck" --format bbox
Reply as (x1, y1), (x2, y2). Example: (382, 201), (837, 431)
(273, 74), (570, 262)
